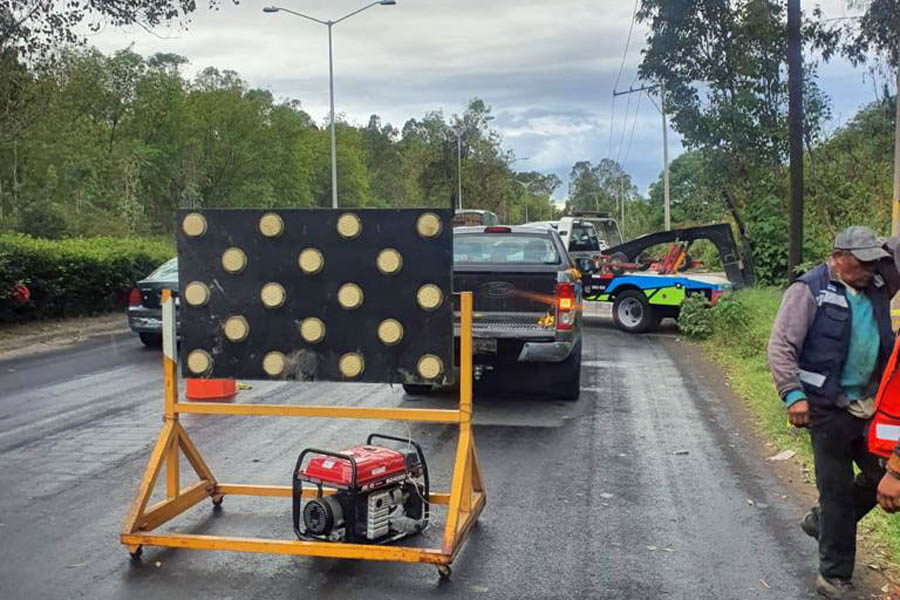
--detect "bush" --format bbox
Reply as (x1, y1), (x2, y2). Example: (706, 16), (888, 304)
(0, 233), (173, 323)
(677, 294), (713, 339)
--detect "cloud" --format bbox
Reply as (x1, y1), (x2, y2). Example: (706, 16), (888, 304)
(86, 0), (879, 198)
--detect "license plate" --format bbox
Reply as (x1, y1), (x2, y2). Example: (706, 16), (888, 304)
(474, 338), (498, 354)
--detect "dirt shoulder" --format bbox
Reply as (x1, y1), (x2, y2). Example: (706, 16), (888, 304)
(661, 336), (898, 599)
(0, 313), (130, 360)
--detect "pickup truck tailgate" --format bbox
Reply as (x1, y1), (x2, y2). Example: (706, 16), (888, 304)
(453, 271), (556, 313)
(453, 271), (557, 340)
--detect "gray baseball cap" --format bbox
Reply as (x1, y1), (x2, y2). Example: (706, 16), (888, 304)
(834, 225), (890, 262)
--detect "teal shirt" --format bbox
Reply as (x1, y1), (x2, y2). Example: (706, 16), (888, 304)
(784, 288), (880, 406)
(840, 290), (879, 400)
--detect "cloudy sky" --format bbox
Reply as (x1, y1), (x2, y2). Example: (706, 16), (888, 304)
(88, 0), (884, 201)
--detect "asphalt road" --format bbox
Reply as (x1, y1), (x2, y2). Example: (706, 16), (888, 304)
(0, 319), (840, 599)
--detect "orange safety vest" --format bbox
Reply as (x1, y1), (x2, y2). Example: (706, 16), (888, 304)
(868, 336), (900, 458)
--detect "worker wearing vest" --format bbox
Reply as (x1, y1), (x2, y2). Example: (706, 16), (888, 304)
(768, 226), (899, 600)
(874, 367), (900, 513)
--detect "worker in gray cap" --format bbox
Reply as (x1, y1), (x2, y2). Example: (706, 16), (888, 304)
(768, 225), (899, 599)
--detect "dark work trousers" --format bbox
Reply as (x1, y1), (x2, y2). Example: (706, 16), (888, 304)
(809, 408), (884, 580)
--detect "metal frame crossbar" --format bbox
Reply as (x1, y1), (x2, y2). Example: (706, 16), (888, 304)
(121, 290), (485, 577)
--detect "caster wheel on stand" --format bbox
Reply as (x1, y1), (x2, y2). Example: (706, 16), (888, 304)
(437, 565), (452, 580)
(212, 495), (224, 508)
(129, 546), (143, 561)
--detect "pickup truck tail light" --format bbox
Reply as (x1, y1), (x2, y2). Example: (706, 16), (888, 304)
(709, 289), (724, 305)
(128, 288), (142, 306)
(555, 283), (576, 331)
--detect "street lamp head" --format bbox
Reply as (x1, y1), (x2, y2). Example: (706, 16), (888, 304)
(262, 6), (280, 12)
(379, 1), (397, 5)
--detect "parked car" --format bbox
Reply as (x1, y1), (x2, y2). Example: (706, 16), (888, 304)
(127, 257), (179, 346)
(404, 225), (583, 400)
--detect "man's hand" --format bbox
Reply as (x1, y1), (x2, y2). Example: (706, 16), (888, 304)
(877, 472), (900, 513)
(787, 400), (810, 428)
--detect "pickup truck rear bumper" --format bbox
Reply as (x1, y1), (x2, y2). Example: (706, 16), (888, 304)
(454, 313), (577, 364)
(517, 340), (575, 363)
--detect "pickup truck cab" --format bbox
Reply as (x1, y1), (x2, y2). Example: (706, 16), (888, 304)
(438, 225), (583, 400)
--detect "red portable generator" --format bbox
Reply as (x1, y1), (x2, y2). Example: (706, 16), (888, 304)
(292, 434), (430, 544)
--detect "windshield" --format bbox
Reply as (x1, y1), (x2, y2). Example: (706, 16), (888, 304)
(454, 234), (560, 264)
(452, 211), (499, 227)
(593, 220), (622, 246)
(149, 258), (178, 280)
(568, 223), (600, 252)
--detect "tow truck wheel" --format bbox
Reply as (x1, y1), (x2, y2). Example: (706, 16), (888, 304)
(402, 384), (433, 396)
(612, 290), (655, 333)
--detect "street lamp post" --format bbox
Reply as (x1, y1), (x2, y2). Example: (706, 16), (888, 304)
(450, 116), (493, 211)
(514, 179), (536, 224)
(264, 1), (396, 209)
(451, 126), (464, 210)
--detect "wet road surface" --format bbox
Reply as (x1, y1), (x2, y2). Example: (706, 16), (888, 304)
(0, 320), (834, 599)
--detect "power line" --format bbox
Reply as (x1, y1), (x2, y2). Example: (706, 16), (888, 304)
(615, 90), (634, 164)
(609, 0), (641, 161)
(621, 91), (643, 166)
(613, 0), (640, 93)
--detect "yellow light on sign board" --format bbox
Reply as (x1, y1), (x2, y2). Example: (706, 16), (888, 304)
(416, 284), (443, 311)
(187, 349), (212, 374)
(259, 213), (284, 238)
(339, 353), (364, 378)
(261, 283), (286, 309)
(263, 351), (286, 377)
(300, 318), (326, 344)
(182, 213), (208, 238)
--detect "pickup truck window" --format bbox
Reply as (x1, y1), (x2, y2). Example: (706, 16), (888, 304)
(454, 234), (560, 264)
(568, 223), (600, 252)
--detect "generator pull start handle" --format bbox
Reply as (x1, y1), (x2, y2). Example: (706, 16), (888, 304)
(292, 448), (358, 540)
(365, 433), (431, 523)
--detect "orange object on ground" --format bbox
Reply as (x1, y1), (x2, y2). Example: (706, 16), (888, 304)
(185, 378), (236, 400)
(868, 337), (900, 458)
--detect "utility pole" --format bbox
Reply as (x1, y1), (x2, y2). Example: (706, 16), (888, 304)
(661, 82), (670, 231)
(787, 0), (804, 278)
(893, 65), (900, 238)
(619, 176), (625, 236)
(614, 83), (669, 229)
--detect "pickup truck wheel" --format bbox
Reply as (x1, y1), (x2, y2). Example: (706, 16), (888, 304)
(139, 332), (162, 347)
(556, 340), (582, 401)
(402, 384), (433, 396)
(612, 290), (655, 333)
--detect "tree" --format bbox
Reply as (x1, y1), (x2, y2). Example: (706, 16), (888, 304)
(636, 0), (838, 283)
(566, 159), (636, 215)
(842, 1), (900, 71)
(1, 1), (233, 61)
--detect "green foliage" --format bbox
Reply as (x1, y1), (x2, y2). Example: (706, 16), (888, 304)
(677, 294), (714, 339)
(565, 159), (637, 217)
(2, 0), (230, 61)
(0, 49), (533, 236)
(679, 291), (753, 344)
(0, 233), (172, 323)
(842, 0), (900, 69)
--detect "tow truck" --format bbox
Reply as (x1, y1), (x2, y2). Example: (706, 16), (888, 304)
(579, 223), (755, 333)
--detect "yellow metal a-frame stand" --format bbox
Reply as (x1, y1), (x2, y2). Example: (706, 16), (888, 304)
(121, 290), (485, 577)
